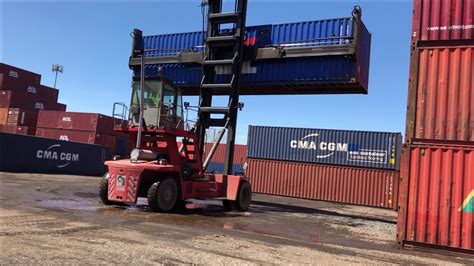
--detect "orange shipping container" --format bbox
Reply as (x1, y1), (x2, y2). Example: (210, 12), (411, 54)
(0, 108), (7, 125)
(406, 46), (474, 142)
(397, 143), (473, 253)
(247, 158), (398, 209)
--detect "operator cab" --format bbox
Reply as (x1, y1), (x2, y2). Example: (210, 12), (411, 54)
(129, 77), (184, 130)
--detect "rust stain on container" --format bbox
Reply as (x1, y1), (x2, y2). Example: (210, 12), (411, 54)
(412, 0), (474, 43)
(247, 158), (398, 209)
(409, 46), (474, 142)
(398, 143), (474, 252)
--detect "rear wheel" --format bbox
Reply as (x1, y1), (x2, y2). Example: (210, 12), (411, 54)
(147, 178), (179, 213)
(99, 176), (112, 205)
(234, 181), (252, 211)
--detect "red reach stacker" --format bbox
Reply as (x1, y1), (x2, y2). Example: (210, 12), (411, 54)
(99, 0), (252, 212)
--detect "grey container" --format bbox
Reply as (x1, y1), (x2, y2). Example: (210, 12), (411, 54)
(0, 132), (107, 176)
(247, 125), (402, 170)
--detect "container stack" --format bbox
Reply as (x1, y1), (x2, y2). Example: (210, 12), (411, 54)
(0, 63), (66, 135)
(397, 0), (474, 253)
(35, 111), (128, 158)
(246, 125), (402, 209)
(203, 143), (246, 175)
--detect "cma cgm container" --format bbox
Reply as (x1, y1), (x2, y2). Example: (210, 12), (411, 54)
(37, 111), (109, 133)
(411, 0), (474, 43)
(247, 125), (402, 170)
(405, 46), (474, 142)
(398, 143), (474, 252)
(0, 63), (41, 85)
(248, 158), (398, 209)
(0, 132), (107, 176)
(139, 8), (371, 95)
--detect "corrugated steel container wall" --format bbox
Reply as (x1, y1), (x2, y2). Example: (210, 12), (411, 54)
(205, 162), (245, 175)
(0, 107), (7, 125)
(203, 143), (247, 165)
(248, 158), (398, 209)
(143, 18), (355, 57)
(7, 108), (39, 127)
(0, 125), (36, 135)
(0, 132), (107, 176)
(412, 0), (474, 43)
(36, 128), (105, 145)
(0, 90), (64, 111)
(0, 63), (41, 84)
(1, 76), (58, 102)
(140, 16), (371, 96)
(247, 125), (402, 170)
(398, 143), (473, 252)
(37, 111), (108, 133)
(408, 47), (474, 142)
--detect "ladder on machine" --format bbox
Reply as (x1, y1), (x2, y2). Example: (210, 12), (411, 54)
(197, 0), (248, 175)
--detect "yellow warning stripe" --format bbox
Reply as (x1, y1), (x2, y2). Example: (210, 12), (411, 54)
(458, 189), (474, 211)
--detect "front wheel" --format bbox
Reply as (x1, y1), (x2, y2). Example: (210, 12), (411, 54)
(235, 181), (252, 211)
(147, 178), (179, 213)
(99, 176), (112, 205)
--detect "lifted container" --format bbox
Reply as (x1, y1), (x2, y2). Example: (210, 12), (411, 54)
(133, 7), (371, 95)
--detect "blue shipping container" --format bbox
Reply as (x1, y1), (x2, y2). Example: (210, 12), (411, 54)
(0, 133), (107, 176)
(138, 9), (371, 95)
(206, 162), (244, 175)
(247, 126), (402, 170)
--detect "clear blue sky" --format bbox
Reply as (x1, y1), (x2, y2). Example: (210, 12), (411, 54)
(1, 0), (412, 144)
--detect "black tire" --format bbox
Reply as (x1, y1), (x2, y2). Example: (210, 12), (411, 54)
(234, 181), (252, 212)
(147, 178), (179, 213)
(222, 200), (235, 212)
(99, 177), (112, 205)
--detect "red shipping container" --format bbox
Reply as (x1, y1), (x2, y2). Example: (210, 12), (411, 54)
(37, 111), (107, 133)
(397, 143), (473, 252)
(0, 125), (36, 135)
(412, 0), (474, 43)
(405, 46), (474, 142)
(0, 90), (64, 111)
(1, 75), (58, 102)
(0, 107), (7, 125)
(6, 108), (39, 127)
(105, 134), (116, 156)
(247, 158), (399, 209)
(203, 143), (247, 164)
(36, 128), (105, 144)
(105, 116), (128, 134)
(0, 63), (41, 85)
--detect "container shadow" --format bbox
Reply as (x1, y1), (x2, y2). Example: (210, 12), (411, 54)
(250, 200), (396, 224)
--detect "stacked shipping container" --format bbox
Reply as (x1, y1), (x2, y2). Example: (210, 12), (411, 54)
(36, 111), (128, 157)
(398, 0), (474, 253)
(246, 125), (402, 209)
(0, 63), (67, 135)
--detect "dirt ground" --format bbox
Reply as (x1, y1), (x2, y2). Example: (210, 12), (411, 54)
(0, 172), (472, 265)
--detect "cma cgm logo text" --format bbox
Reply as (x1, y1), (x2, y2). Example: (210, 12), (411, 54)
(290, 133), (349, 158)
(36, 144), (79, 168)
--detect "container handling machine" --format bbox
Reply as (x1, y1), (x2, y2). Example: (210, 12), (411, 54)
(99, 0), (252, 212)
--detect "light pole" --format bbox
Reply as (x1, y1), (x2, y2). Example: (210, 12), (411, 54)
(51, 64), (64, 89)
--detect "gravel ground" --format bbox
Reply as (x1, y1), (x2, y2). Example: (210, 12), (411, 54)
(0, 172), (472, 265)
